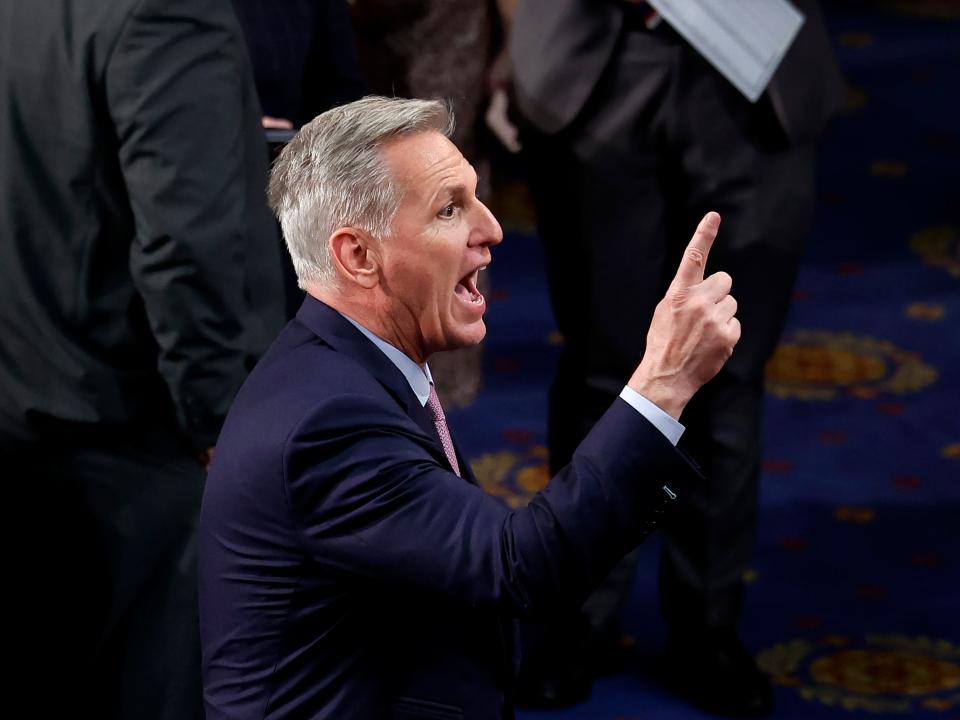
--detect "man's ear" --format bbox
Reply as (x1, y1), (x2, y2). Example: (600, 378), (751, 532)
(329, 227), (380, 289)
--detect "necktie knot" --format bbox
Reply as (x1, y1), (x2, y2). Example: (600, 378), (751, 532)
(425, 384), (461, 477)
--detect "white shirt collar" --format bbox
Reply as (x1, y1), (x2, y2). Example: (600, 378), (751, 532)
(338, 312), (433, 407)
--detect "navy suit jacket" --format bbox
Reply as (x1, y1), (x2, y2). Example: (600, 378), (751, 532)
(200, 296), (699, 719)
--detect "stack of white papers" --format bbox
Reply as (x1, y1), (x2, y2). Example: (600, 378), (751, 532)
(647, 0), (806, 101)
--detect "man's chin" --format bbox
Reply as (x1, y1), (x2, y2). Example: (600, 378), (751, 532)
(436, 321), (487, 353)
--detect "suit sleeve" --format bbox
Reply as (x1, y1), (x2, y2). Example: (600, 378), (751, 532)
(284, 394), (699, 615)
(105, 0), (259, 449)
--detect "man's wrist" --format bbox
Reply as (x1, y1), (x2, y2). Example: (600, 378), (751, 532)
(627, 368), (689, 420)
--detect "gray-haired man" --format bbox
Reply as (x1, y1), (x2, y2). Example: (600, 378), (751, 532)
(200, 96), (739, 719)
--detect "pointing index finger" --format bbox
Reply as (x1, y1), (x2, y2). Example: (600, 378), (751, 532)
(671, 211), (720, 288)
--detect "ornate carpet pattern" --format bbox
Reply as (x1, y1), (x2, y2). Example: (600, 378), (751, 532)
(446, 2), (960, 717)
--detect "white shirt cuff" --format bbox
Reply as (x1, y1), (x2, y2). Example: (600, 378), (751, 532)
(619, 385), (685, 446)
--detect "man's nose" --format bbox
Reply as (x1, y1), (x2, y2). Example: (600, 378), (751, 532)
(470, 199), (503, 247)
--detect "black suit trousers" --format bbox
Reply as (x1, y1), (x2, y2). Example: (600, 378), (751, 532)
(523, 25), (817, 630)
(11, 424), (204, 719)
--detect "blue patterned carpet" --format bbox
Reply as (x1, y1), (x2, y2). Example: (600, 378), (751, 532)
(447, 2), (960, 716)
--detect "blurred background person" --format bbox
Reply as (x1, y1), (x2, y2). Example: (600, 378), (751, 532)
(1, 0), (284, 717)
(510, 0), (847, 715)
(351, 0), (495, 191)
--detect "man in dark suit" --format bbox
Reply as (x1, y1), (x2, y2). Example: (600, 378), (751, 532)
(509, 0), (847, 714)
(199, 96), (742, 719)
(0, 0), (284, 716)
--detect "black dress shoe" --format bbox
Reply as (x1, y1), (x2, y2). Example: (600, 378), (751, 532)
(663, 627), (773, 717)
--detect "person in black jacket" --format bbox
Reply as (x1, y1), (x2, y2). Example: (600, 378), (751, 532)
(510, 0), (847, 714)
(0, 0), (284, 717)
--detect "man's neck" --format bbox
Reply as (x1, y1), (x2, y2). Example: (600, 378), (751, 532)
(308, 288), (428, 366)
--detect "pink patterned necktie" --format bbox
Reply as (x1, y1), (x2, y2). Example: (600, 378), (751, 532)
(425, 384), (461, 477)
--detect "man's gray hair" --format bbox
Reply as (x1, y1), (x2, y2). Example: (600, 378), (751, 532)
(268, 96), (455, 289)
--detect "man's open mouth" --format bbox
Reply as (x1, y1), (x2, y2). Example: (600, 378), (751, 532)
(455, 266), (485, 305)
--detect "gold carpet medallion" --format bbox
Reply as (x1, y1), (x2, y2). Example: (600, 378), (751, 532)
(470, 446), (550, 508)
(909, 226), (960, 278)
(942, 443), (960, 459)
(765, 330), (937, 400)
(758, 634), (960, 713)
(834, 506), (876, 524)
(904, 302), (946, 321)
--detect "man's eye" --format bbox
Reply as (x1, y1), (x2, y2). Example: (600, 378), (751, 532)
(439, 204), (457, 219)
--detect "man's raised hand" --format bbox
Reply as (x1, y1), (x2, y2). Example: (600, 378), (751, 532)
(628, 212), (741, 419)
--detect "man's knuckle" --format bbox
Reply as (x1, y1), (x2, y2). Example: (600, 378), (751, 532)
(686, 247), (705, 266)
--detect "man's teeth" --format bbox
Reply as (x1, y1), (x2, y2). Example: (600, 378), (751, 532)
(457, 266), (487, 304)
(457, 277), (483, 303)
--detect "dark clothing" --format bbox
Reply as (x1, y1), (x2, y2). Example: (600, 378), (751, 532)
(200, 297), (697, 719)
(231, 0), (365, 319)
(0, 0), (284, 450)
(1, 1), (285, 717)
(232, 0), (366, 127)
(512, 0), (845, 143)
(512, 0), (846, 632)
(19, 425), (206, 719)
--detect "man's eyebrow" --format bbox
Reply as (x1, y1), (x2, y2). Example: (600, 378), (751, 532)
(431, 183), (469, 204)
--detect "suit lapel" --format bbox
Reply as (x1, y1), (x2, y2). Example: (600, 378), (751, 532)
(295, 296), (475, 483)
